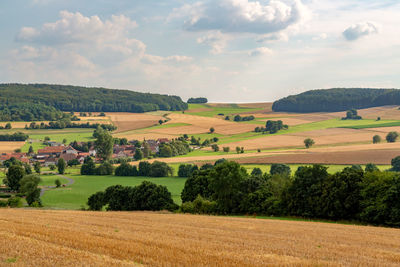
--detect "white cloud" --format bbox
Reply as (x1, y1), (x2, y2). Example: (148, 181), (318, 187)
(343, 22), (379, 41)
(197, 31), (230, 54)
(249, 47), (272, 57)
(16, 11), (138, 45)
(248, 47), (273, 57)
(257, 32), (289, 43)
(172, 0), (310, 34)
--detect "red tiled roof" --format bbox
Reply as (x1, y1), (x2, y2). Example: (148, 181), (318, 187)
(38, 146), (65, 154)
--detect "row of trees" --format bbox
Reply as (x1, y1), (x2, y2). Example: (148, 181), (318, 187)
(272, 88), (400, 113)
(87, 181), (178, 211)
(2, 159), (41, 207)
(25, 121), (116, 131)
(179, 161), (400, 226)
(0, 84), (188, 113)
(187, 97), (208, 104)
(0, 103), (67, 121)
(233, 115), (255, 122)
(114, 161), (173, 177)
(255, 120), (288, 134)
(0, 132), (29, 141)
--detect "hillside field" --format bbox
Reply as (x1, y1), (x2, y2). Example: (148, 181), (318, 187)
(1, 209), (400, 266)
(3, 103), (400, 166)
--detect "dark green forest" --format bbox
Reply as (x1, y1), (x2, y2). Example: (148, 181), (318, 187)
(0, 84), (188, 120)
(272, 88), (400, 112)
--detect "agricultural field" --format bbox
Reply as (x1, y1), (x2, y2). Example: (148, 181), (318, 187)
(40, 172), (187, 209)
(1, 209), (400, 266)
(111, 103), (400, 165)
(38, 163), (389, 210)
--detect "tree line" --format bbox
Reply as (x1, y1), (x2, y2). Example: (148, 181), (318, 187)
(86, 159), (400, 227)
(26, 121), (116, 131)
(0, 132), (29, 141)
(187, 97), (208, 104)
(272, 88), (400, 113)
(0, 83), (188, 114)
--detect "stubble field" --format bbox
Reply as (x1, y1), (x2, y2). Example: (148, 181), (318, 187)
(1, 209), (400, 266)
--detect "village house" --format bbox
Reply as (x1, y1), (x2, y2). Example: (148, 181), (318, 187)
(0, 153), (29, 164)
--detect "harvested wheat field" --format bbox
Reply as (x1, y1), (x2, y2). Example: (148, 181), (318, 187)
(109, 112), (164, 133)
(1, 209), (400, 266)
(236, 149), (400, 165)
(0, 142), (25, 153)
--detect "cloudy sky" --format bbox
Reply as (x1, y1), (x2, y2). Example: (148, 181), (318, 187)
(1, 0), (399, 102)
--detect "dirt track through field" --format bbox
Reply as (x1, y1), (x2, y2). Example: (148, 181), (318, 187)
(1, 210), (400, 266)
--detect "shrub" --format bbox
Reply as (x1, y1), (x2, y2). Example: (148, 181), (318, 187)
(7, 196), (22, 208)
(89, 181), (178, 211)
(178, 164), (198, 178)
(87, 191), (105, 211)
(304, 138), (315, 148)
(149, 161), (173, 177)
(270, 164), (291, 176)
(386, 132), (399, 143)
(95, 161), (114, 175)
(223, 147), (230, 152)
(115, 162), (138, 176)
(373, 135), (382, 144)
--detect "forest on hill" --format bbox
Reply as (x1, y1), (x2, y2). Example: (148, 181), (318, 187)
(0, 84), (188, 115)
(272, 88), (400, 112)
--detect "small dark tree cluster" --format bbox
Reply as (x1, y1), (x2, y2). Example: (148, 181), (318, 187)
(233, 115), (255, 122)
(342, 109), (362, 120)
(87, 181), (178, 211)
(187, 97), (208, 104)
(255, 120), (288, 134)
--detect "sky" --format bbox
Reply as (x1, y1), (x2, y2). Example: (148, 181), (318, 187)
(0, 0), (399, 102)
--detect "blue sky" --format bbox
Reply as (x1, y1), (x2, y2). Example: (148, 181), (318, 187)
(1, 0), (399, 102)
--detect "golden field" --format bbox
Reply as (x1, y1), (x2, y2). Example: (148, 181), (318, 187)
(1, 209), (400, 266)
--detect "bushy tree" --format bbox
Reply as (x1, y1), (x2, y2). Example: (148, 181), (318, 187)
(211, 144), (219, 152)
(181, 169), (213, 203)
(391, 156), (400, 171)
(19, 174), (41, 206)
(94, 127), (113, 161)
(33, 161), (41, 174)
(89, 182), (178, 211)
(286, 165), (329, 217)
(81, 157), (96, 175)
(149, 161), (173, 177)
(270, 164), (291, 176)
(386, 131), (399, 143)
(95, 161), (114, 175)
(57, 158), (66, 174)
(178, 164), (198, 178)
(251, 168), (263, 177)
(373, 135), (381, 144)
(138, 161), (151, 176)
(365, 163), (379, 173)
(209, 161), (248, 213)
(55, 179), (61, 188)
(5, 165), (25, 191)
(115, 162), (138, 176)
(134, 149), (143, 161)
(304, 138), (315, 148)
(87, 191), (106, 211)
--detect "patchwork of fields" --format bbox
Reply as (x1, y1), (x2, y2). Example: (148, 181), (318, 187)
(1, 209), (400, 266)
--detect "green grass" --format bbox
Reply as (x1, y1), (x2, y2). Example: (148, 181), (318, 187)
(340, 121), (400, 129)
(41, 174), (187, 209)
(183, 103), (263, 117)
(19, 128), (95, 153)
(39, 174), (69, 187)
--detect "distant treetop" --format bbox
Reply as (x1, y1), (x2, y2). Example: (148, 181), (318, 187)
(272, 88), (400, 113)
(187, 97), (208, 104)
(0, 83), (188, 114)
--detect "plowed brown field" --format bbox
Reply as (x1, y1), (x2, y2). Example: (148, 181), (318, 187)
(1, 209), (400, 266)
